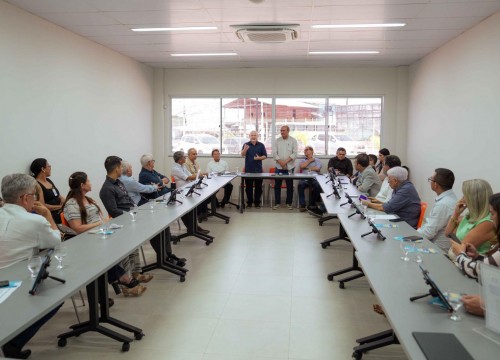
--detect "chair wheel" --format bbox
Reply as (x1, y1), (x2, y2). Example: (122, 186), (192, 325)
(205, 241), (211, 246)
(134, 332), (144, 340)
(352, 350), (362, 359)
(180, 276), (186, 282)
(339, 282), (345, 289)
(58, 338), (67, 347)
(177, 261), (186, 267)
(321, 243), (328, 249)
(327, 274), (334, 281)
(122, 342), (130, 352)
(225, 220), (229, 224)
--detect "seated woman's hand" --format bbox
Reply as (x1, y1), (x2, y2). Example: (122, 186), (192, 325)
(465, 243), (479, 258)
(450, 240), (466, 255)
(454, 197), (467, 218)
(461, 294), (484, 317)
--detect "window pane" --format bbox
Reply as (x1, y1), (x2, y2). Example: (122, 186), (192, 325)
(171, 98), (221, 155)
(328, 97), (382, 156)
(274, 98), (327, 155)
(222, 97), (272, 155)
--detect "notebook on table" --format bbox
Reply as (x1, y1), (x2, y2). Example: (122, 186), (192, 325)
(412, 332), (473, 360)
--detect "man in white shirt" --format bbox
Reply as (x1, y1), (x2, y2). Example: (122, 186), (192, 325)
(273, 125), (298, 209)
(417, 168), (458, 251)
(0, 174), (60, 269)
(171, 151), (209, 234)
(0, 173), (61, 359)
(206, 149), (233, 207)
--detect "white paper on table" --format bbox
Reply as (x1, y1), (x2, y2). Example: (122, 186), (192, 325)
(0, 281), (22, 304)
(368, 214), (398, 220)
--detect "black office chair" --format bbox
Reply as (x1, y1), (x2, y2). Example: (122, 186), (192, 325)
(352, 329), (399, 359)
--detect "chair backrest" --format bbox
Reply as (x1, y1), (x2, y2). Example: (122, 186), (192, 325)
(60, 212), (69, 226)
(417, 202), (428, 229)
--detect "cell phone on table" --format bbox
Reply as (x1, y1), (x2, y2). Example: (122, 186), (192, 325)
(448, 233), (461, 244)
(389, 218), (405, 222)
(403, 235), (423, 241)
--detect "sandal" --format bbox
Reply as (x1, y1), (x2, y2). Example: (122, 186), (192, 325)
(133, 272), (154, 283)
(373, 304), (386, 316)
(121, 284), (147, 297)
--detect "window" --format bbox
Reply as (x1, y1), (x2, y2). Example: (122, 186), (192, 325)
(171, 96), (382, 156)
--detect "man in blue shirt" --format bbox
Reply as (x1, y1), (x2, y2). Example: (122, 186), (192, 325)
(138, 154), (170, 206)
(240, 130), (267, 208)
(363, 166), (421, 228)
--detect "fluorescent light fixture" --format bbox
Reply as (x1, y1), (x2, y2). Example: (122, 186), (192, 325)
(309, 51), (379, 55)
(132, 26), (217, 32)
(312, 23), (405, 29)
(171, 53), (238, 57)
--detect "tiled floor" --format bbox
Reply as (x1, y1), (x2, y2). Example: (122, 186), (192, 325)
(19, 207), (407, 360)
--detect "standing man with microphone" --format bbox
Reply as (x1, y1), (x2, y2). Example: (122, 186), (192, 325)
(241, 130), (267, 208)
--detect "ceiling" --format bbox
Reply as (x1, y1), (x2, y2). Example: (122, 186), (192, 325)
(6, 0), (500, 68)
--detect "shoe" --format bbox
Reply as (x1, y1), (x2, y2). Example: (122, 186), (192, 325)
(2, 343), (31, 359)
(307, 206), (323, 218)
(287, 204), (294, 210)
(121, 284), (147, 297)
(299, 205), (306, 212)
(197, 226), (210, 234)
(246, 203), (252, 208)
(272, 204), (281, 210)
(167, 253), (187, 267)
(220, 202), (225, 208)
(132, 272), (154, 283)
(255, 204), (261, 209)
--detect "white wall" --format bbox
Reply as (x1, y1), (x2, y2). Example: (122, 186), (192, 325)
(0, 1), (154, 211)
(408, 12), (500, 204)
(157, 66), (408, 175)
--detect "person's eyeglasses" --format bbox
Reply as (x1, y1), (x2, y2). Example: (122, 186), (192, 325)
(427, 177), (436, 183)
(20, 192), (38, 201)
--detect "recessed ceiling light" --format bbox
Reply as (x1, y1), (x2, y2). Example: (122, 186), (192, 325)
(171, 53), (238, 57)
(131, 27), (217, 32)
(309, 51), (380, 55)
(312, 23), (405, 29)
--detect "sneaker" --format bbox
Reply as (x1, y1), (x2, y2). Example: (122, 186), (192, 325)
(287, 204), (294, 210)
(246, 203), (252, 208)
(299, 205), (307, 212)
(272, 204), (281, 210)
(307, 206), (323, 218)
(255, 204), (261, 209)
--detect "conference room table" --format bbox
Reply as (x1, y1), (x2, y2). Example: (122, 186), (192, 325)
(337, 212), (500, 359)
(237, 172), (317, 213)
(0, 175), (234, 351)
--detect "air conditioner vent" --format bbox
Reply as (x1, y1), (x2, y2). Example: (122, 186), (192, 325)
(231, 24), (299, 43)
